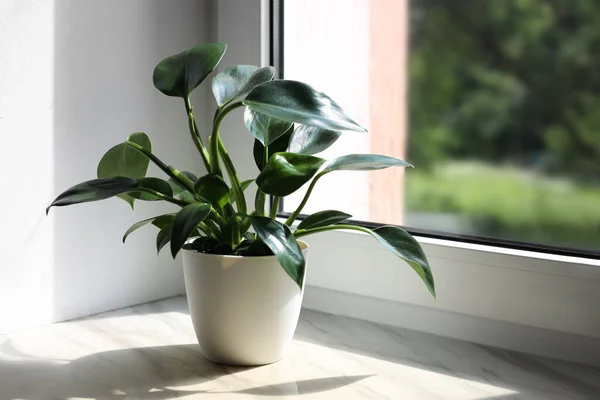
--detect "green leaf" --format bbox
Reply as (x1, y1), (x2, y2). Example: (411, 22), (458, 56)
(251, 216), (305, 288)
(244, 108), (293, 146)
(297, 210), (352, 231)
(122, 214), (175, 243)
(168, 171), (198, 196)
(47, 177), (139, 214)
(252, 125), (294, 170)
(212, 65), (275, 106)
(240, 179), (254, 191)
(97, 132), (152, 208)
(130, 177), (174, 201)
(323, 154), (413, 173)
(369, 226), (435, 298)
(256, 152), (326, 196)
(170, 203), (212, 257)
(194, 174), (230, 207)
(244, 80), (366, 132)
(156, 225), (172, 254)
(288, 125), (342, 155)
(153, 43), (227, 98)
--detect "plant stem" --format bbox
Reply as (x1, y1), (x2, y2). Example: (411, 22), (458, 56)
(137, 188), (190, 207)
(124, 141), (195, 193)
(197, 222), (216, 238)
(294, 224), (372, 238)
(210, 208), (227, 227)
(210, 102), (245, 175)
(184, 97), (211, 172)
(218, 137), (247, 214)
(255, 189), (266, 217)
(285, 172), (325, 226)
(270, 196), (280, 219)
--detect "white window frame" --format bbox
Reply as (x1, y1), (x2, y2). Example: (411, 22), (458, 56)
(216, 0), (600, 367)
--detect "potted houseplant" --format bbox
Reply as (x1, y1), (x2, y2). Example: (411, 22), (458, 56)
(47, 43), (435, 366)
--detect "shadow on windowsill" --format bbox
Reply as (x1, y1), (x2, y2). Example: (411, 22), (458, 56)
(0, 342), (371, 399)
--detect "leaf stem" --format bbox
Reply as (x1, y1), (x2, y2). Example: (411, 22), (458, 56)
(285, 172), (325, 226)
(124, 141), (195, 194)
(255, 190), (266, 217)
(218, 138), (247, 214)
(270, 196), (280, 219)
(294, 224), (371, 238)
(136, 188), (190, 208)
(184, 97), (211, 172)
(210, 103), (245, 175)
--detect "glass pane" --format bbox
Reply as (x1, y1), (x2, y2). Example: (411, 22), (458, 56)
(283, 0), (600, 255)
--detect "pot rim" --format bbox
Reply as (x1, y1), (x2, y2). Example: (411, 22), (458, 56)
(182, 239), (309, 259)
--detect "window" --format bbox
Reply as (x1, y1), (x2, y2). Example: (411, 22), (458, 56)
(281, 0), (600, 257)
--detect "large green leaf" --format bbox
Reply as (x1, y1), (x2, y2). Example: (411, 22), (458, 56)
(46, 177), (139, 214)
(251, 216), (305, 288)
(170, 203), (212, 257)
(252, 125), (294, 170)
(97, 132), (151, 208)
(153, 43), (227, 98)
(244, 80), (366, 132)
(122, 214), (175, 243)
(244, 108), (293, 146)
(194, 174), (230, 207)
(323, 154), (413, 173)
(130, 177), (174, 201)
(296, 210), (352, 231)
(256, 152), (326, 196)
(368, 226), (435, 298)
(288, 125), (342, 155)
(212, 65), (275, 106)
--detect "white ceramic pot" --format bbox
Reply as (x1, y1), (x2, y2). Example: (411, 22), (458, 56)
(182, 241), (308, 366)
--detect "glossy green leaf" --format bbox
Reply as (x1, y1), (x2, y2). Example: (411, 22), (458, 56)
(297, 210), (352, 231)
(46, 177), (139, 214)
(251, 216), (305, 288)
(288, 125), (342, 155)
(252, 125), (294, 170)
(168, 171), (198, 196)
(130, 177), (174, 201)
(122, 214), (175, 243)
(97, 132), (151, 208)
(323, 154), (413, 173)
(244, 108), (293, 146)
(212, 65), (275, 106)
(256, 152), (326, 196)
(369, 226), (435, 298)
(153, 43), (227, 98)
(170, 203), (212, 257)
(156, 225), (172, 254)
(244, 80), (366, 132)
(194, 174), (230, 207)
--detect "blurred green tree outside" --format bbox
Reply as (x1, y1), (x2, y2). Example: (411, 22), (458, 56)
(406, 0), (600, 253)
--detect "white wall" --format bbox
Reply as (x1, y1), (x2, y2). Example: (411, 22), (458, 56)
(0, 0), (212, 333)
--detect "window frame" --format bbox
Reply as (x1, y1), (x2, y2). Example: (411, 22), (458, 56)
(217, 0), (600, 367)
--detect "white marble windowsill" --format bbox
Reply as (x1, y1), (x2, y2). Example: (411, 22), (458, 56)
(1, 296), (599, 399)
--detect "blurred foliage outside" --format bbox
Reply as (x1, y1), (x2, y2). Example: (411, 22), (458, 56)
(406, 0), (600, 252)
